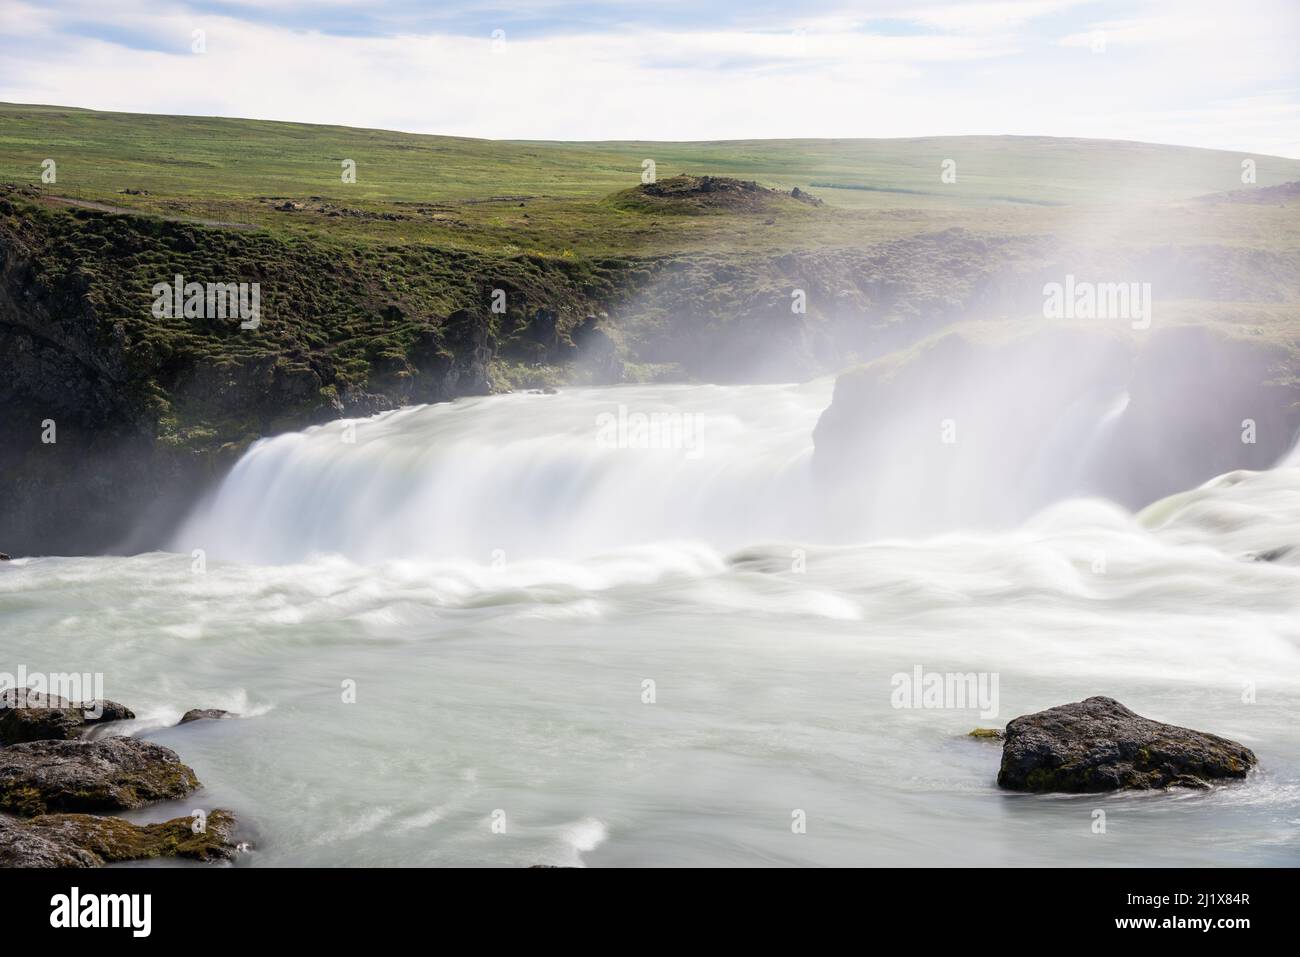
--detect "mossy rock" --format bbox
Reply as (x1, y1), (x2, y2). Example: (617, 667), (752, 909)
(0, 737), (199, 815)
(997, 696), (1257, 793)
(0, 809), (243, 867)
(0, 689), (136, 745)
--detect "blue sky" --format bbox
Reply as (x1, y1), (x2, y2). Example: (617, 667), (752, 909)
(2, 0), (1297, 155)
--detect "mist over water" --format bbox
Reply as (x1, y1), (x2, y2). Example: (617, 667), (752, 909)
(5, 382), (1300, 866)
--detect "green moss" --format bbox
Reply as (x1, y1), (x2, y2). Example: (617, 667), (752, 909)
(0, 784), (46, 816)
(26, 809), (241, 864)
(1024, 768), (1058, 791)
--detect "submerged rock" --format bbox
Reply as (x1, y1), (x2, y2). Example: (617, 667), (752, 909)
(1251, 545), (1294, 563)
(0, 737), (200, 815)
(968, 727), (1005, 741)
(997, 696), (1256, 793)
(179, 708), (238, 724)
(0, 809), (241, 867)
(0, 690), (136, 745)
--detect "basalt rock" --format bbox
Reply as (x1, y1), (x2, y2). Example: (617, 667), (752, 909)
(0, 690), (83, 745)
(997, 696), (1257, 793)
(0, 737), (200, 815)
(0, 809), (241, 867)
(89, 699), (135, 723)
(0, 689), (136, 745)
(179, 708), (237, 724)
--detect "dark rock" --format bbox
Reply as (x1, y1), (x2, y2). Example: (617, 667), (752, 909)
(0, 552), (10, 560)
(1251, 545), (1293, 562)
(0, 689), (84, 744)
(179, 708), (237, 725)
(0, 690), (135, 744)
(0, 814), (99, 867)
(997, 696), (1257, 793)
(0, 809), (242, 867)
(790, 186), (824, 206)
(0, 737), (200, 815)
(84, 699), (135, 723)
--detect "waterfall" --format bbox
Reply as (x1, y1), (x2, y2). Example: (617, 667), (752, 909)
(173, 382), (832, 564)
(174, 379), (1300, 567)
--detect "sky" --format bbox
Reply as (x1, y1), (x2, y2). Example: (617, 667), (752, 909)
(2, 0), (1298, 156)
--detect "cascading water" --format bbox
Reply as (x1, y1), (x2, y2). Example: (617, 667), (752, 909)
(4, 382), (1299, 866)
(172, 380), (1160, 565)
(173, 381), (833, 564)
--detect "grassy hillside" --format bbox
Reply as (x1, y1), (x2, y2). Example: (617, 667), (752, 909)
(8, 102), (1299, 204)
(4, 102), (1300, 258)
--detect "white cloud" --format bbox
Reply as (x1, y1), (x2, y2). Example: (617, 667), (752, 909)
(910, 0), (1082, 33)
(0, 0), (1296, 156)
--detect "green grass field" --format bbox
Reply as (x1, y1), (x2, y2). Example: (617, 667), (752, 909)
(5, 101), (1300, 258)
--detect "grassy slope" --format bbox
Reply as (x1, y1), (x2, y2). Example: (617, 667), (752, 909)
(9, 102), (1300, 204)
(5, 101), (1300, 259)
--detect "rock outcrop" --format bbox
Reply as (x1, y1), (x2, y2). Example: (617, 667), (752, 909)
(997, 696), (1257, 793)
(0, 688), (248, 866)
(178, 708), (237, 724)
(623, 175), (824, 213)
(0, 737), (200, 815)
(0, 689), (135, 745)
(0, 809), (241, 867)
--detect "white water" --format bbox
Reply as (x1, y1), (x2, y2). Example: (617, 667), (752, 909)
(174, 382), (830, 563)
(3, 382), (1299, 866)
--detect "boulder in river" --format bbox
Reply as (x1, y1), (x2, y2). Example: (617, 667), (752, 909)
(997, 696), (1257, 793)
(0, 737), (200, 815)
(0, 689), (136, 745)
(0, 809), (242, 867)
(178, 708), (238, 724)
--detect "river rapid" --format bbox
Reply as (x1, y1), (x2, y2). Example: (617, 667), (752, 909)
(3, 382), (1298, 866)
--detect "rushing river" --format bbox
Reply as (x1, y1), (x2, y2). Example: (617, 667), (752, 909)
(3, 382), (1299, 866)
